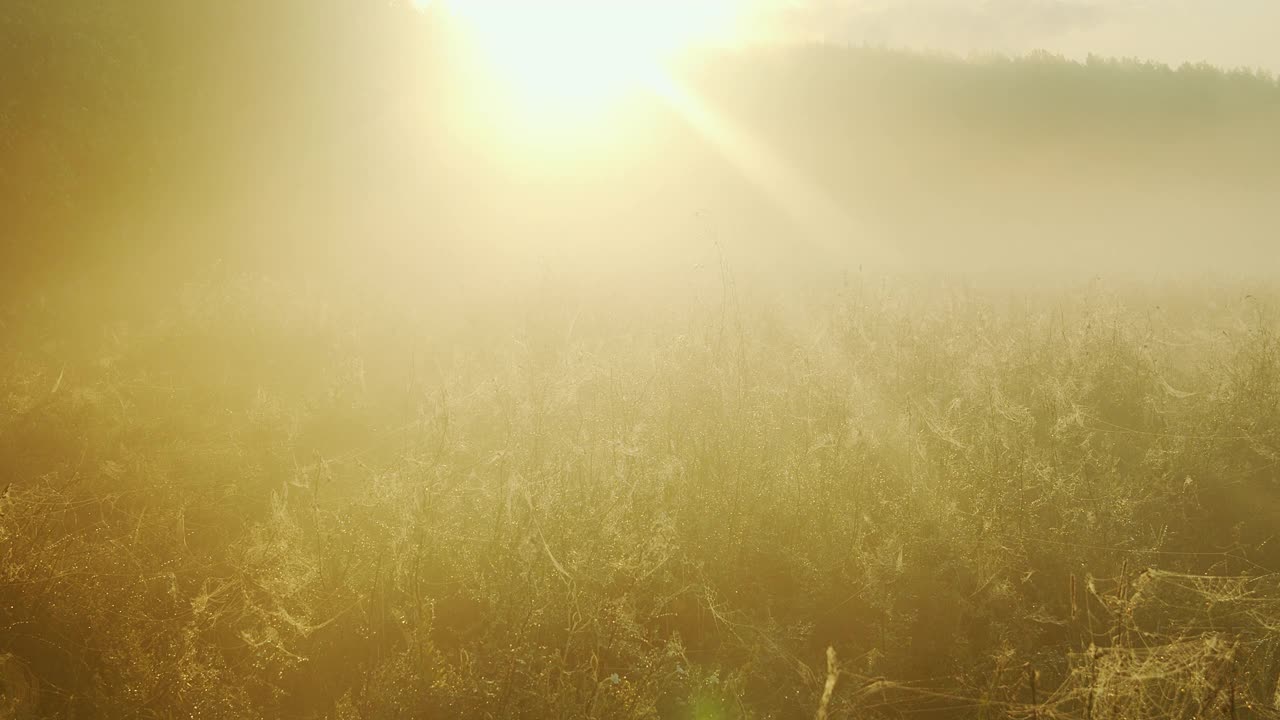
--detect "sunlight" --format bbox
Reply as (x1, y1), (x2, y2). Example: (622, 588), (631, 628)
(424, 0), (740, 129)
(648, 74), (893, 265)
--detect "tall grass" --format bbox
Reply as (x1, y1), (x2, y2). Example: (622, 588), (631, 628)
(1, 273), (1277, 718)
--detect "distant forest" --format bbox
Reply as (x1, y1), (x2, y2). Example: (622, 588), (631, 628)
(4, 1), (1279, 292)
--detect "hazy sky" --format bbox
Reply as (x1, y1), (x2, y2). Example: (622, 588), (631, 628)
(752, 0), (1280, 71)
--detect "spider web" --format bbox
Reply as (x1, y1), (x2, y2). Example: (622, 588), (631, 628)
(1044, 569), (1280, 720)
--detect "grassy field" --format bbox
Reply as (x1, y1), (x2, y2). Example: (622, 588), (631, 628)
(2, 272), (1277, 718)
(5, 4), (1280, 717)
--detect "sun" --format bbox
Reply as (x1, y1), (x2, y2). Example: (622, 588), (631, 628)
(425, 1), (740, 130)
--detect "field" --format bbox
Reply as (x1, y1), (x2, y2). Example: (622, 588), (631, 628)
(3, 272), (1278, 718)
(4, 3), (1280, 718)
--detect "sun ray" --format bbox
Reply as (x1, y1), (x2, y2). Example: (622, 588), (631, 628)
(648, 74), (896, 266)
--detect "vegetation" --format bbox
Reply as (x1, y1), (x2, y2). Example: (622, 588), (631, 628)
(3, 3), (1280, 718)
(2, 275), (1278, 718)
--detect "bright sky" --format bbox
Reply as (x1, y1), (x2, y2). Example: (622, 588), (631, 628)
(748, 0), (1280, 72)
(421, 1), (1280, 73)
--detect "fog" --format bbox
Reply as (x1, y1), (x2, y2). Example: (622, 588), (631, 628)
(3, 4), (1279, 719)
(6, 6), (1278, 302)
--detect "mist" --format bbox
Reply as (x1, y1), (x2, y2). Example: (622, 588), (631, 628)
(2, 3), (1278, 718)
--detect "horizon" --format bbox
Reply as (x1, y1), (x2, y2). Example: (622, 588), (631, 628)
(755, 0), (1280, 73)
